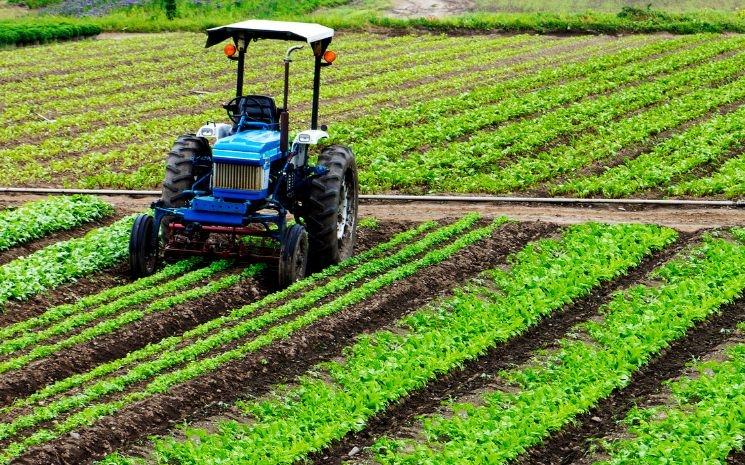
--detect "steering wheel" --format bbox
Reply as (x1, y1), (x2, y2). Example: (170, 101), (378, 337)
(223, 96), (267, 125)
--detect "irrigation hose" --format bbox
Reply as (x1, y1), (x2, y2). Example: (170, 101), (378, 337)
(0, 187), (741, 208)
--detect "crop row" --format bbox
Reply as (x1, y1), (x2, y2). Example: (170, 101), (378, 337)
(556, 104), (745, 197)
(0, 215), (492, 462)
(455, 64), (745, 193)
(0, 258), (199, 340)
(0, 260), (257, 374)
(0, 195), (113, 252)
(0, 36), (643, 188)
(0, 216), (133, 306)
(0, 32), (438, 88)
(105, 222), (676, 465)
(340, 35), (704, 166)
(15, 35), (694, 189)
(0, 33), (536, 124)
(0, 20), (100, 47)
(0, 221), (436, 413)
(0, 34), (556, 149)
(670, 152), (745, 198)
(600, 343), (744, 464)
(363, 38), (745, 191)
(372, 233), (745, 464)
(0, 35), (546, 143)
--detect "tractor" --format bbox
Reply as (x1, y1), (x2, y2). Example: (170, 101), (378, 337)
(129, 20), (358, 287)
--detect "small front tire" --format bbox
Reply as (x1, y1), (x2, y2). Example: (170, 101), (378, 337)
(129, 214), (158, 279)
(278, 224), (308, 289)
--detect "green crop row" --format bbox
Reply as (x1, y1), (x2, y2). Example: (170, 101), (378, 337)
(599, 344), (744, 464)
(0, 258), (200, 340)
(0, 20), (100, 46)
(0, 34), (522, 135)
(341, 35), (702, 166)
(0, 35), (544, 143)
(0, 35), (550, 159)
(32, 38), (626, 190)
(0, 216), (133, 307)
(556, 104), (745, 197)
(0, 221), (435, 420)
(366, 38), (745, 192)
(110, 222), (675, 465)
(0, 260), (244, 373)
(0, 215), (498, 463)
(670, 152), (745, 198)
(0, 34), (560, 161)
(373, 235), (745, 465)
(457, 67), (745, 193)
(0, 195), (113, 252)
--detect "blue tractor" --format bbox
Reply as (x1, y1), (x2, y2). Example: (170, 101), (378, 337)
(129, 20), (358, 287)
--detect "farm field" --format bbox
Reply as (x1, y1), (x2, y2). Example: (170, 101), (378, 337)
(0, 197), (741, 464)
(1, 31), (744, 199)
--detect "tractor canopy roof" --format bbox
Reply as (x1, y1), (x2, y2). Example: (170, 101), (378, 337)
(205, 20), (334, 49)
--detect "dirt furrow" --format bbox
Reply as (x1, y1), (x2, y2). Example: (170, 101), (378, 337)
(309, 230), (697, 465)
(16, 220), (555, 465)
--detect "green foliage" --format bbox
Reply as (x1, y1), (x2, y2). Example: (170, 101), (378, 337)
(0, 258), (200, 341)
(0, 218), (458, 462)
(357, 216), (379, 230)
(0, 18), (100, 46)
(0, 195), (113, 252)
(162, 0), (176, 20)
(0, 216), (133, 307)
(601, 344), (745, 464)
(375, 235), (745, 464)
(116, 223), (674, 465)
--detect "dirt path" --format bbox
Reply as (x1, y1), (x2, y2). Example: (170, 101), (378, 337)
(1, 194), (742, 232)
(389, 0), (475, 18)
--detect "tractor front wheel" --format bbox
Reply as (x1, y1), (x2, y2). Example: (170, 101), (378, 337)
(278, 224), (308, 288)
(129, 214), (159, 279)
(303, 145), (358, 272)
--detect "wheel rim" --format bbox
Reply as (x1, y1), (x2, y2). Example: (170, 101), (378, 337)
(336, 175), (354, 243)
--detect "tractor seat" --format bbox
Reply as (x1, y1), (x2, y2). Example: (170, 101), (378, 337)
(237, 95), (279, 130)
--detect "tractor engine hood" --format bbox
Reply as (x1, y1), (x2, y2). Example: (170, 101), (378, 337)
(210, 130), (282, 201)
(212, 130), (281, 163)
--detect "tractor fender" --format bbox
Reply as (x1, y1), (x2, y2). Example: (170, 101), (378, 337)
(293, 129), (328, 145)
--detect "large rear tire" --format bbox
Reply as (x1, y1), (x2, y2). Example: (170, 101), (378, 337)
(129, 214), (158, 279)
(302, 145), (358, 271)
(162, 135), (210, 208)
(278, 224), (308, 288)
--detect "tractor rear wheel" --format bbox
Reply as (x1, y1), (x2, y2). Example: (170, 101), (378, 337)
(278, 224), (308, 288)
(303, 145), (358, 271)
(129, 214), (158, 279)
(161, 134), (210, 207)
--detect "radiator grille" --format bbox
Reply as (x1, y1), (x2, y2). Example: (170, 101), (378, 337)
(213, 163), (264, 191)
